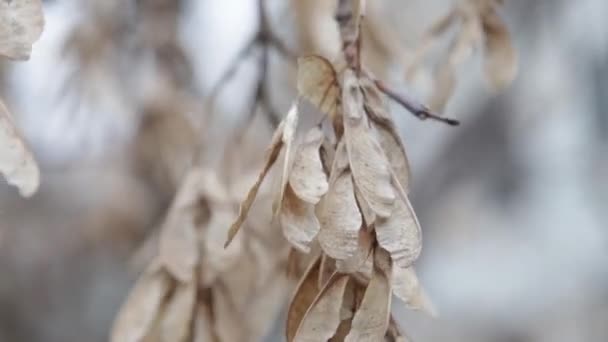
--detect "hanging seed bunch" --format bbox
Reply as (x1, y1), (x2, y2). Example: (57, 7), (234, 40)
(225, 1), (442, 340)
(112, 167), (290, 342)
(0, 0), (44, 197)
(407, 0), (518, 111)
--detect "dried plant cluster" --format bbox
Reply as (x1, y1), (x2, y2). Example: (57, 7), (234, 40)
(224, 0), (516, 340)
(225, 29), (432, 342)
(0, 0), (43, 197)
(1, 0), (519, 341)
(112, 168), (290, 341)
(407, 0), (517, 111)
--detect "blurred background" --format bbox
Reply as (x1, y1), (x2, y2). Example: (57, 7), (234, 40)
(1, 0), (607, 341)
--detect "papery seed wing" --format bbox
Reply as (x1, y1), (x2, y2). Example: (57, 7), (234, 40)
(0, 0), (44, 60)
(276, 103), (300, 212)
(429, 61), (456, 113)
(0, 99), (39, 197)
(345, 248), (392, 342)
(405, 9), (457, 80)
(336, 228), (373, 273)
(289, 127), (329, 204)
(481, 4), (517, 89)
(329, 279), (357, 341)
(159, 169), (202, 283)
(297, 55), (340, 117)
(375, 189), (422, 268)
(293, 274), (350, 342)
(281, 184), (320, 253)
(111, 266), (171, 342)
(192, 303), (215, 342)
(287, 256), (322, 342)
(204, 209), (244, 274)
(213, 287), (246, 342)
(392, 266), (437, 316)
(342, 70), (395, 217)
(160, 280), (196, 342)
(361, 79), (412, 193)
(318, 170), (362, 260)
(318, 253), (336, 288)
(225, 115), (287, 247)
(431, 11), (482, 112)
(385, 316), (411, 342)
(247, 271), (290, 341)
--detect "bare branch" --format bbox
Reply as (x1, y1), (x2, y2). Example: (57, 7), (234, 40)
(374, 79), (460, 126)
(204, 0), (296, 130)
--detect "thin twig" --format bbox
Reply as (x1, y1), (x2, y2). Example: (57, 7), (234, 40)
(374, 79), (460, 126)
(204, 0), (296, 130)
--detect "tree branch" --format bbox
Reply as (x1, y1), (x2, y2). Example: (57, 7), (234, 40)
(374, 79), (460, 126)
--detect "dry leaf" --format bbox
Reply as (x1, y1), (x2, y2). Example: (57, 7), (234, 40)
(159, 169), (202, 283)
(297, 55), (340, 117)
(289, 127), (329, 204)
(225, 117), (286, 247)
(375, 192), (422, 268)
(345, 248), (392, 342)
(293, 274), (350, 342)
(160, 280), (196, 342)
(342, 70), (395, 217)
(481, 4), (517, 89)
(111, 266), (171, 342)
(318, 170), (362, 260)
(392, 266), (437, 316)
(0, 99), (39, 197)
(0, 0), (44, 60)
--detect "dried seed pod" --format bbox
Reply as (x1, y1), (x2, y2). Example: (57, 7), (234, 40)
(297, 55), (340, 117)
(392, 266), (437, 316)
(318, 170), (362, 260)
(375, 192), (422, 268)
(289, 127), (329, 204)
(293, 273), (350, 342)
(192, 303), (215, 342)
(281, 126), (327, 252)
(111, 264), (172, 342)
(361, 79), (412, 193)
(281, 184), (321, 253)
(160, 280), (196, 342)
(335, 228), (373, 273)
(407, 0), (517, 111)
(0, 99), (40, 197)
(342, 70), (395, 218)
(345, 248), (392, 342)
(287, 256), (322, 341)
(159, 169), (203, 283)
(480, 2), (517, 89)
(226, 103), (299, 247)
(0, 0), (44, 60)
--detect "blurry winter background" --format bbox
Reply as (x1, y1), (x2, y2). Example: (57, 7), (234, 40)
(1, 0), (607, 341)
